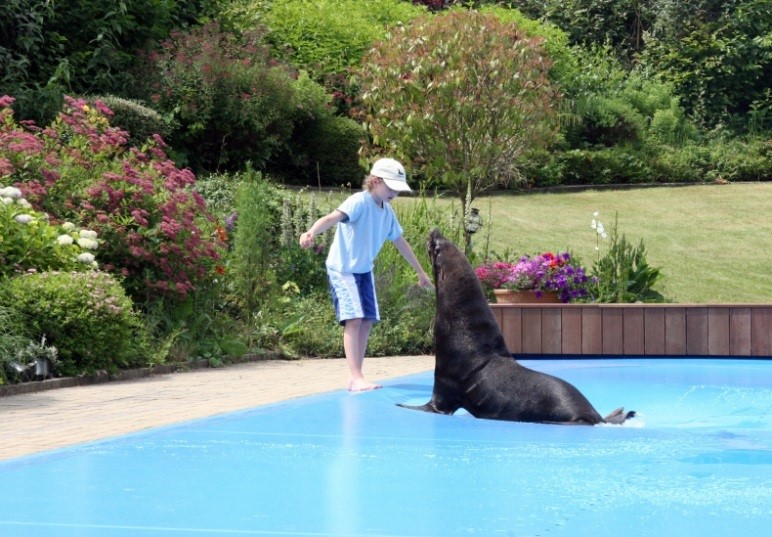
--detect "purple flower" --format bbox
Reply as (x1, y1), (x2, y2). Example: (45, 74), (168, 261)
(225, 212), (238, 232)
(476, 251), (594, 303)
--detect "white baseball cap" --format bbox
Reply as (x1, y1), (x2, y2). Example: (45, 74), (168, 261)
(370, 158), (412, 192)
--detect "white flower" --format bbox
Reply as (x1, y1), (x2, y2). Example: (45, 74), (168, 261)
(17, 198), (31, 208)
(597, 223), (605, 235)
(76, 252), (95, 264)
(14, 214), (33, 224)
(601, 232), (608, 239)
(0, 186), (22, 199)
(76, 238), (99, 250)
(61, 222), (76, 231)
(1, 196), (12, 205)
(79, 229), (98, 240)
(590, 219), (597, 230)
(57, 235), (74, 245)
(593, 211), (599, 217)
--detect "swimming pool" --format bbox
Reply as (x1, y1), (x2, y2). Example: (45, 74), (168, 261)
(1, 358), (770, 536)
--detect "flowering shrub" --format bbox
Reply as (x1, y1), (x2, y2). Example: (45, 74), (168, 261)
(0, 185), (99, 277)
(475, 252), (595, 303)
(0, 94), (224, 302)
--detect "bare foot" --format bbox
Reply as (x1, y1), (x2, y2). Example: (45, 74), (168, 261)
(348, 379), (382, 392)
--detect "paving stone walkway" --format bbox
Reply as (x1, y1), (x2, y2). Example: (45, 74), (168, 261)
(0, 356), (434, 461)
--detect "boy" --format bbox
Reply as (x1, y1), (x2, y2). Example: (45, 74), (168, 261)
(299, 158), (432, 391)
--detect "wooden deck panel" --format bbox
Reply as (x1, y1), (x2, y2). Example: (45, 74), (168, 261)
(665, 308), (687, 355)
(644, 308), (666, 355)
(581, 307), (602, 354)
(542, 309), (562, 354)
(522, 308), (542, 354)
(729, 307), (751, 356)
(499, 307), (521, 354)
(686, 308), (709, 356)
(708, 308), (730, 356)
(602, 308), (624, 355)
(751, 308), (772, 356)
(622, 308), (645, 355)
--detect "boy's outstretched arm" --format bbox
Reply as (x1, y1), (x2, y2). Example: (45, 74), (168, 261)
(299, 210), (346, 249)
(392, 235), (433, 288)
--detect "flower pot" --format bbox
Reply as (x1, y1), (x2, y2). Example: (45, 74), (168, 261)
(493, 289), (562, 304)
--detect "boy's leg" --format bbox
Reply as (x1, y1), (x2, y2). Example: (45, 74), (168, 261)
(343, 318), (379, 391)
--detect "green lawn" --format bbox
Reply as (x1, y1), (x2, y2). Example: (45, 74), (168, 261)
(305, 182), (771, 303)
(453, 183), (772, 303)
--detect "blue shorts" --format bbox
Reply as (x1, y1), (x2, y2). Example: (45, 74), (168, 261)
(327, 269), (379, 325)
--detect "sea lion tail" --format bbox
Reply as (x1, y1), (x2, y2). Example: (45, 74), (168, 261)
(603, 407), (637, 424)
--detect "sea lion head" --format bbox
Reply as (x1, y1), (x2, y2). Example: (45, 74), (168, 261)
(427, 228), (508, 355)
(428, 228), (482, 307)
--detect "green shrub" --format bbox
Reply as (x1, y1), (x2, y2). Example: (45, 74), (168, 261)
(649, 105), (698, 146)
(263, 0), (425, 82)
(558, 148), (652, 185)
(706, 134), (772, 182)
(281, 115), (365, 186)
(269, 71), (365, 185)
(89, 95), (174, 148)
(0, 0), (208, 125)
(278, 293), (342, 358)
(0, 303), (28, 385)
(229, 171), (283, 313)
(194, 173), (239, 220)
(650, 144), (710, 183)
(569, 96), (648, 147)
(0, 271), (150, 376)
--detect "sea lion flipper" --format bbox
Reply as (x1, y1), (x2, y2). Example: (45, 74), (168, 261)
(396, 400), (456, 415)
(396, 402), (438, 413)
(603, 407), (636, 424)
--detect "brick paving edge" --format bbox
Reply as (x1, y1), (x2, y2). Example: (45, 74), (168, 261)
(0, 352), (286, 397)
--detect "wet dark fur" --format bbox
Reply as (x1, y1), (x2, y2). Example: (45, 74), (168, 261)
(399, 229), (635, 425)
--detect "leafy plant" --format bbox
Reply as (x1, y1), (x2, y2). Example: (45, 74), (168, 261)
(641, 0), (771, 128)
(228, 170), (283, 314)
(590, 212), (666, 303)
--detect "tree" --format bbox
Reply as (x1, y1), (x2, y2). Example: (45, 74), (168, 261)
(356, 10), (559, 251)
(641, 0), (772, 129)
(0, 0), (212, 124)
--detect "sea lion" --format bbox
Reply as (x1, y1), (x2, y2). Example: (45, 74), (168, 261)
(399, 229), (635, 425)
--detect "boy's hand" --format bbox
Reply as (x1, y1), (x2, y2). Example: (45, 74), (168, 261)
(299, 231), (314, 249)
(418, 272), (434, 289)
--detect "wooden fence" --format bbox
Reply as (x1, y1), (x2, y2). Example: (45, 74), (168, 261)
(490, 304), (772, 358)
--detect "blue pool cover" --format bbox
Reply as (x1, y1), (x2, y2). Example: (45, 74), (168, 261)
(1, 358), (770, 536)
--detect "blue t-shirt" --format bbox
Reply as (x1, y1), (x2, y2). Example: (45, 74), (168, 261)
(325, 191), (403, 273)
